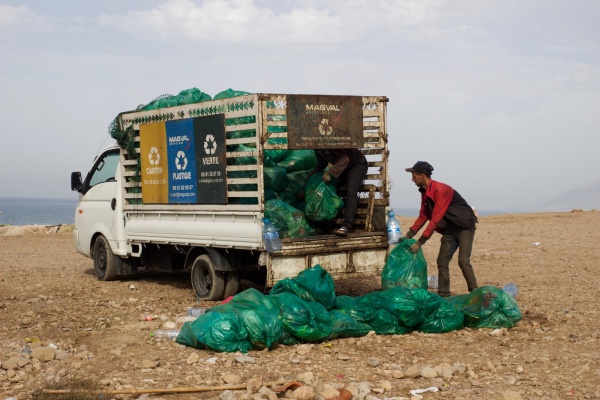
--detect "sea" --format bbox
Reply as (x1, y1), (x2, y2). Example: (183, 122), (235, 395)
(0, 197), (79, 226)
(0, 197), (511, 227)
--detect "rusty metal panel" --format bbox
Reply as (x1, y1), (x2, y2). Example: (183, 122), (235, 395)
(287, 95), (364, 149)
(267, 248), (388, 287)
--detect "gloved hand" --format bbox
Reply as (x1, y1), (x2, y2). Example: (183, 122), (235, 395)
(322, 172), (331, 183)
(404, 229), (416, 240)
(409, 241), (422, 254)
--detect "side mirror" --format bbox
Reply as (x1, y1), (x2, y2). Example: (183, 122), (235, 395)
(71, 172), (82, 192)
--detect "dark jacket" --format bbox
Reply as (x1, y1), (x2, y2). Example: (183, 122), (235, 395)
(410, 180), (476, 243)
(311, 149), (367, 178)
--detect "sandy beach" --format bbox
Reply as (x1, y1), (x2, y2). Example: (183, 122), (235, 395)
(1, 211), (599, 399)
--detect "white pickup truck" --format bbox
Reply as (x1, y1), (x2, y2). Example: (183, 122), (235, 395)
(71, 93), (391, 300)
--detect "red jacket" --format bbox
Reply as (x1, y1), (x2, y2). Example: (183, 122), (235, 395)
(410, 180), (476, 242)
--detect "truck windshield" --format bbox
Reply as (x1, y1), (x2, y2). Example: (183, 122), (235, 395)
(88, 151), (119, 188)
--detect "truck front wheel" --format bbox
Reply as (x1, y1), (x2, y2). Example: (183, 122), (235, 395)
(93, 235), (118, 281)
(191, 254), (225, 300)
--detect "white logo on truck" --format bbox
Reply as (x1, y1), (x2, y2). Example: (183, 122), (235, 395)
(204, 134), (217, 155)
(175, 151), (188, 170)
(149, 147), (160, 165)
(319, 119), (333, 136)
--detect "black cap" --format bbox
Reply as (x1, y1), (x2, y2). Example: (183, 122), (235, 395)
(405, 161), (434, 176)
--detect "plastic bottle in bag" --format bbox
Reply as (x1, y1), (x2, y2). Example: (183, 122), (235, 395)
(428, 274), (439, 289)
(153, 329), (180, 340)
(187, 307), (207, 317)
(502, 283), (518, 299)
(386, 209), (402, 244)
(262, 218), (282, 253)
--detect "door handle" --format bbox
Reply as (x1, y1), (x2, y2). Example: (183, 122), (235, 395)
(111, 198), (116, 210)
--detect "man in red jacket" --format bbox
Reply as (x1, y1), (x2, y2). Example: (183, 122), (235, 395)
(404, 161), (478, 297)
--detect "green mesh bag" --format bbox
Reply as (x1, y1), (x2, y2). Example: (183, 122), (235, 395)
(304, 174), (345, 222)
(381, 238), (428, 290)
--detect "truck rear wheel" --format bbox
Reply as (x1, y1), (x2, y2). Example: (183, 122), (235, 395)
(191, 254), (225, 300)
(93, 235), (118, 281)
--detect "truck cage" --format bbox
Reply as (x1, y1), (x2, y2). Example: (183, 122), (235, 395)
(117, 93), (390, 232)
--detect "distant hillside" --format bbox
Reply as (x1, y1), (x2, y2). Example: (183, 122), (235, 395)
(525, 180), (600, 212)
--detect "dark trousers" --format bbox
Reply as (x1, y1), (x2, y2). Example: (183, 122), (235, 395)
(337, 162), (368, 227)
(436, 224), (478, 296)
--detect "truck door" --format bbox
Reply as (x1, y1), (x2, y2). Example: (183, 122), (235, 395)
(75, 149), (120, 255)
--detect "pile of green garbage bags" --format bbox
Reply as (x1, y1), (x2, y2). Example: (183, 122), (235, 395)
(177, 255), (522, 353)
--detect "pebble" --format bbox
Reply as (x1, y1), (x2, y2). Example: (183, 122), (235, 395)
(186, 352), (199, 365)
(404, 365), (420, 378)
(420, 366), (437, 379)
(337, 354), (351, 361)
(367, 357), (380, 367)
(222, 374), (241, 384)
(291, 385), (315, 400)
(31, 347), (55, 362)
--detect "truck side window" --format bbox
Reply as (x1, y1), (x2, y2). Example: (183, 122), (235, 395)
(89, 151), (119, 188)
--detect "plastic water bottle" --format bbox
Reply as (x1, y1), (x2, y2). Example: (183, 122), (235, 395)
(153, 329), (180, 340)
(386, 209), (402, 244)
(502, 283), (518, 299)
(262, 218), (282, 253)
(187, 307), (207, 317)
(428, 274), (439, 289)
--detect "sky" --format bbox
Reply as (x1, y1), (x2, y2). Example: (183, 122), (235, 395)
(0, 0), (598, 212)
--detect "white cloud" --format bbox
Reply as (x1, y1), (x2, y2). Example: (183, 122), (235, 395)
(96, 0), (474, 44)
(0, 5), (54, 35)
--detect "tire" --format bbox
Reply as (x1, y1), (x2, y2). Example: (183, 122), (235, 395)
(191, 254), (225, 300)
(222, 272), (240, 299)
(93, 235), (118, 281)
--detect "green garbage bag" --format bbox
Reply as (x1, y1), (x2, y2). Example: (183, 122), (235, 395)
(283, 169), (311, 203)
(304, 174), (345, 222)
(381, 238), (428, 290)
(264, 138), (291, 168)
(327, 310), (371, 339)
(277, 150), (317, 173)
(213, 88), (251, 99)
(447, 286), (522, 329)
(271, 292), (333, 342)
(416, 295), (464, 333)
(207, 289), (283, 349)
(264, 166), (288, 192)
(335, 295), (409, 335)
(358, 286), (441, 330)
(264, 199), (316, 238)
(177, 87), (212, 104)
(270, 264), (336, 310)
(176, 312), (253, 353)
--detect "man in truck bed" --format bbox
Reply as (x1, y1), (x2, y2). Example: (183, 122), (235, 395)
(309, 149), (368, 236)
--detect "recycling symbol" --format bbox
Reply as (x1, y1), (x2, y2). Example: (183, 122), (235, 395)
(175, 150), (188, 170)
(148, 147), (160, 165)
(204, 134), (217, 155)
(318, 119), (333, 136)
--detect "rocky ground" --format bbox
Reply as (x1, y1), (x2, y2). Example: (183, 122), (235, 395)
(1, 211), (599, 400)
